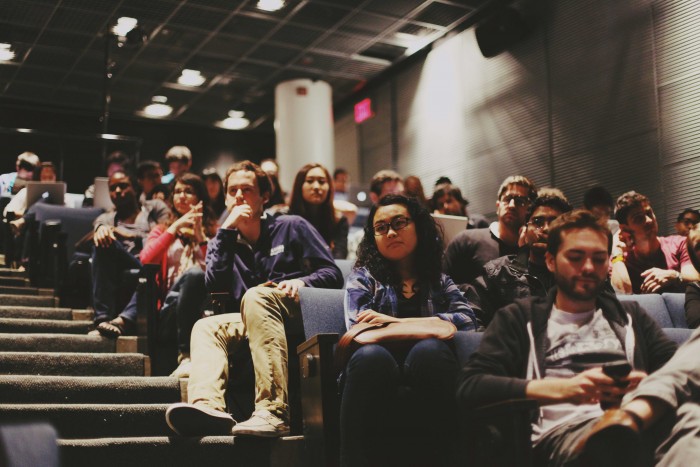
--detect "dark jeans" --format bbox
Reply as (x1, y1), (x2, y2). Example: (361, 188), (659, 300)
(339, 338), (458, 467)
(163, 266), (207, 353)
(91, 241), (142, 324)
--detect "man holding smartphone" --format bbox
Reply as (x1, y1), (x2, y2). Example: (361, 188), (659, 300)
(457, 209), (677, 466)
(610, 191), (700, 294)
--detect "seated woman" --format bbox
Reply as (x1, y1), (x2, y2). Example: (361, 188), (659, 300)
(288, 163), (349, 259)
(201, 167), (226, 221)
(138, 173), (217, 377)
(341, 194), (478, 467)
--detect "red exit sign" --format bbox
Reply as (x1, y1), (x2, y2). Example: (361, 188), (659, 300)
(354, 98), (374, 123)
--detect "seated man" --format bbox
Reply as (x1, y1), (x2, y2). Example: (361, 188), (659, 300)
(457, 210), (677, 466)
(165, 161), (343, 438)
(0, 152), (40, 200)
(90, 171), (171, 336)
(674, 208), (700, 237)
(431, 183), (489, 229)
(579, 223), (700, 465)
(610, 191), (699, 294)
(469, 193), (572, 326)
(445, 175), (537, 286)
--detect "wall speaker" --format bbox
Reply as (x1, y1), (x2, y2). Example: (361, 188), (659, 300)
(475, 7), (531, 58)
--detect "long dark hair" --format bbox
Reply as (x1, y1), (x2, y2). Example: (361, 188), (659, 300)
(170, 173), (217, 237)
(201, 168), (226, 217)
(289, 163), (336, 245)
(356, 194), (444, 286)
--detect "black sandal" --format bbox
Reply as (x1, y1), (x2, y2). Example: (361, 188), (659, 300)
(96, 317), (134, 338)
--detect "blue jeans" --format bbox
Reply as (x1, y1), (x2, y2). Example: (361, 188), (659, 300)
(91, 241), (142, 324)
(162, 266), (207, 353)
(339, 338), (458, 467)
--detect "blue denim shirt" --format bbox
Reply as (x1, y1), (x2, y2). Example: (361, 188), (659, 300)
(344, 267), (478, 331)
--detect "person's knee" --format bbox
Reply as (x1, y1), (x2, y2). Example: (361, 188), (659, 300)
(180, 267), (205, 284)
(241, 286), (285, 323)
(346, 345), (398, 380)
(191, 314), (218, 338)
(405, 338), (456, 378)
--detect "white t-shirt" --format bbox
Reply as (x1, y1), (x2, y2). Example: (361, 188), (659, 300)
(532, 306), (624, 443)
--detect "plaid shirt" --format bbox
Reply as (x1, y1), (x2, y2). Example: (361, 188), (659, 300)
(344, 267), (478, 331)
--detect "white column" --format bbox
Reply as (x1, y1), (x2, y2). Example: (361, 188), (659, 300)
(274, 79), (334, 190)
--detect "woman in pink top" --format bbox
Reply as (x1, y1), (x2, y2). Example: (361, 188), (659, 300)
(139, 173), (217, 377)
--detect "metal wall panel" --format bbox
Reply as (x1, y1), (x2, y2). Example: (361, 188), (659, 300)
(333, 111), (361, 183)
(357, 82), (393, 184)
(655, 0), (700, 232)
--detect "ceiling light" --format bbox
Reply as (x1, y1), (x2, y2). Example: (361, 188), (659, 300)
(177, 69), (206, 87)
(112, 17), (138, 37)
(257, 0), (285, 12)
(0, 43), (16, 62)
(217, 111), (250, 130)
(143, 96), (173, 118)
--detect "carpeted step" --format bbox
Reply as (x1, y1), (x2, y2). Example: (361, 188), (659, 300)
(0, 333), (116, 352)
(58, 436), (304, 467)
(0, 276), (30, 287)
(0, 317), (91, 334)
(0, 352), (148, 376)
(0, 268), (28, 278)
(0, 375), (182, 404)
(0, 306), (91, 321)
(0, 403), (171, 438)
(0, 285), (53, 296)
(0, 294), (58, 307)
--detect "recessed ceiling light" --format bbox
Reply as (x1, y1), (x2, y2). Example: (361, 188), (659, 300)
(112, 17), (138, 37)
(143, 96), (173, 118)
(0, 43), (16, 62)
(257, 0), (285, 12)
(217, 111), (250, 130)
(177, 69), (206, 87)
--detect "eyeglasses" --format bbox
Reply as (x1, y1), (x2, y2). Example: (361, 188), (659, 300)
(681, 217), (699, 226)
(529, 216), (558, 230)
(500, 194), (530, 207)
(373, 216), (412, 236)
(109, 182), (131, 191)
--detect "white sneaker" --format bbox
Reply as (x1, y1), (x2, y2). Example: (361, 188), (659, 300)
(231, 409), (290, 438)
(170, 358), (192, 379)
(165, 403), (236, 437)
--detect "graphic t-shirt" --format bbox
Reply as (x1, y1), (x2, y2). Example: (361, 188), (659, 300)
(532, 306), (624, 443)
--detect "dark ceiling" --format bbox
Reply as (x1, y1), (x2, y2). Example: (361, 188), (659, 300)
(0, 0), (493, 131)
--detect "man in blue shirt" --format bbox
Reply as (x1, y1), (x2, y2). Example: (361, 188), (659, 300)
(166, 160), (343, 438)
(0, 152), (40, 199)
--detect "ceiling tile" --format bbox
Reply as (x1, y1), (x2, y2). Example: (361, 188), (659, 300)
(291, 3), (351, 29)
(314, 32), (372, 55)
(269, 24), (324, 49)
(150, 26), (209, 49)
(365, 0), (427, 18)
(169, 5), (229, 31)
(413, 2), (470, 27)
(198, 35), (256, 60)
(220, 16), (279, 40)
(46, 7), (110, 35)
(247, 44), (300, 65)
(339, 12), (397, 35)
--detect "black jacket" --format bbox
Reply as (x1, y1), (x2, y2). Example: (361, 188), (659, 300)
(457, 290), (677, 410)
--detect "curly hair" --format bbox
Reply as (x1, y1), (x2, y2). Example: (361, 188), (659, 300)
(289, 163), (336, 245)
(614, 191), (649, 224)
(355, 194), (444, 287)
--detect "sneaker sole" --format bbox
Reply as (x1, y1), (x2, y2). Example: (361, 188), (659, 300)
(165, 404), (235, 437)
(231, 428), (291, 438)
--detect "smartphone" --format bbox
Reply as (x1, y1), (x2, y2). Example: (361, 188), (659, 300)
(602, 360), (632, 379)
(601, 360), (632, 410)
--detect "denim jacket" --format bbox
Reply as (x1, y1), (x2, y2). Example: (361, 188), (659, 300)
(344, 267), (478, 331)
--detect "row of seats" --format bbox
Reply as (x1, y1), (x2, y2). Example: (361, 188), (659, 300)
(294, 288), (693, 466)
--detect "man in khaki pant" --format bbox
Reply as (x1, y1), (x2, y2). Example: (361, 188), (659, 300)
(165, 161), (343, 437)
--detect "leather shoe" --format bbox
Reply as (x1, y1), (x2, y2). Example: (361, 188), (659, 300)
(577, 409), (643, 467)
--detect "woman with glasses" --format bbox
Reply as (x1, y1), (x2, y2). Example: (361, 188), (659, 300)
(340, 194), (478, 467)
(288, 163), (349, 259)
(135, 173), (217, 377)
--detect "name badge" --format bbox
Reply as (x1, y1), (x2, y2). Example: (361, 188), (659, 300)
(270, 245), (285, 256)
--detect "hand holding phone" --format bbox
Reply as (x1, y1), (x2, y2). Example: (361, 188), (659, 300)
(600, 360), (632, 409)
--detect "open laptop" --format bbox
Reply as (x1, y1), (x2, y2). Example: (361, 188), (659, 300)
(432, 213), (468, 247)
(25, 182), (66, 209)
(93, 177), (114, 211)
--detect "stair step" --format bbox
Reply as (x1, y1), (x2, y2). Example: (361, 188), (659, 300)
(0, 268), (28, 278)
(0, 306), (92, 321)
(58, 436), (304, 467)
(0, 285), (53, 296)
(0, 352), (148, 376)
(0, 294), (58, 307)
(0, 317), (91, 334)
(0, 403), (171, 438)
(0, 333), (116, 352)
(0, 276), (30, 287)
(0, 375), (182, 404)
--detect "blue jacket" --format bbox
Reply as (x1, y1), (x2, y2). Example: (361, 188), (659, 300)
(344, 267), (478, 331)
(205, 214), (343, 310)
